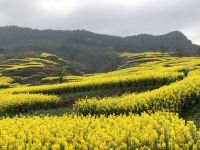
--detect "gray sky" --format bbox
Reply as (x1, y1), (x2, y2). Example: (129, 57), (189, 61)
(0, 0), (199, 44)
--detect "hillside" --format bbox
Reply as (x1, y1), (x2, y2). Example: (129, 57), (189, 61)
(0, 26), (197, 53)
(0, 27), (200, 149)
(1, 52), (200, 149)
(0, 26), (199, 74)
(0, 52), (74, 86)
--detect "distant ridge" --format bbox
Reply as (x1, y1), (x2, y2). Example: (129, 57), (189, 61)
(0, 26), (199, 73)
(0, 26), (198, 53)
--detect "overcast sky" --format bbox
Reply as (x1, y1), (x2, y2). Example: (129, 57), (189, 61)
(0, 0), (199, 44)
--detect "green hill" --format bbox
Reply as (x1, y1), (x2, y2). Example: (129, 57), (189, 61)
(1, 52), (200, 149)
(0, 26), (199, 74)
(0, 52), (74, 86)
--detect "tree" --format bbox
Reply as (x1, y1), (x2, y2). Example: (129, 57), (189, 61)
(43, 64), (69, 84)
(160, 45), (167, 56)
(57, 66), (68, 83)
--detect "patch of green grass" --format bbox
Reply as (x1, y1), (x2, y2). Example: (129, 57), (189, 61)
(42, 75), (84, 83)
(23, 107), (74, 116)
(184, 104), (200, 128)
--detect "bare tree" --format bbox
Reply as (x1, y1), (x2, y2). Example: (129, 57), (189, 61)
(57, 66), (68, 83)
(43, 64), (69, 84)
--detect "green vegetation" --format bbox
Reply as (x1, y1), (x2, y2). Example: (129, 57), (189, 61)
(1, 26), (199, 74)
(0, 76), (14, 83)
(25, 107), (73, 116)
(0, 69), (184, 95)
(40, 53), (55, 58)
(74, 75), (200, 115)
(0, 76), (14, 88)
(4, 62), (44, 71)
(0, 94), (60, 115)
(0, 52), (73, 85)
(1, 52), (200, 149)
(0, 112), (199, 149)
(184, 103), (200, 129)
(41, 75), (84, 83)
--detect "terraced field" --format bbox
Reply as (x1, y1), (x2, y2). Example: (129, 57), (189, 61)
(1, 52), (200, 149)
(0, 53), (73, 86)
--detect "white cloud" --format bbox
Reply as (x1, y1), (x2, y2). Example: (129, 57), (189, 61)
(35, 0), (81, 16)
(182, 24), (200, 45)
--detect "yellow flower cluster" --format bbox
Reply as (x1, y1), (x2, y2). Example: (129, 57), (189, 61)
(74, 75), (200, 115)
(0, 112), (199, 150)
(0, 76), (14, 89)
(0, 69), (183, 95)
(0, 94), (60, 114)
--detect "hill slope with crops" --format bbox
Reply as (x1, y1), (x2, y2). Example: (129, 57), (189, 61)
(0, 52), (75, 86)
(1, 52), (200, 149)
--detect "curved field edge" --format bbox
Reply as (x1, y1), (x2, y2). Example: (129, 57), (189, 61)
(0, 70), (184, 95)
(74, 75), (200, 115)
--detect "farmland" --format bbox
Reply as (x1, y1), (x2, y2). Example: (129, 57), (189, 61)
(1, 52), (200, 149)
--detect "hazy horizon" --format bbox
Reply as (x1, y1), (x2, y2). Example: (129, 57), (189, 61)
(0, 0), (199, 44)
(0, 25), (189, 37)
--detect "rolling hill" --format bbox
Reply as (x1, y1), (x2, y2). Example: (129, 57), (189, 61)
(1, 51), (200, 149)
(0, 52), (74, 86)
(0, 26), (199, 74)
